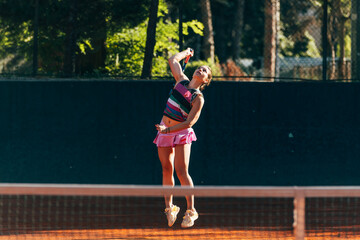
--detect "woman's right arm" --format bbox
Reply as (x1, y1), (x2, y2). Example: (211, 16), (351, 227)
(168, 48), (193, 82)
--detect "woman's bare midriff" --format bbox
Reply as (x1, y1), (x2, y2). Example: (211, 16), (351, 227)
(162, 115), (181, 127)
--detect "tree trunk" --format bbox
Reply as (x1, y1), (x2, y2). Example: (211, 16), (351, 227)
(334, 0), (350, 80)
(327, 7), (337, 80)
(215, 5), (226, 62)
(179, 0), (183, 51)
(338, 17), (347, 79)
(232, 0), (245, 61)
(327, 33), (336, 80)
(141, 0), (159, 79)
(352, 0), (360, 81)
(32, 0), (39, 77)
(263, 0), (278, 80)
(64, 0), (77, 77)
(200, 0), (215, 63)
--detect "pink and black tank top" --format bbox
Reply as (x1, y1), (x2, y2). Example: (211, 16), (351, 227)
(163, 80), (201, 122)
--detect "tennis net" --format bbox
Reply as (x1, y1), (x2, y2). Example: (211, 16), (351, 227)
(0, 184), (360, 240)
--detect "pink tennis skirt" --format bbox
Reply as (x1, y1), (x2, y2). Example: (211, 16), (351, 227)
(153, 123), (197, 147)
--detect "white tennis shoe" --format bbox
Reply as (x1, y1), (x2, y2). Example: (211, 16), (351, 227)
(181, 209), (198, 228)
(164, 205), (180, 227)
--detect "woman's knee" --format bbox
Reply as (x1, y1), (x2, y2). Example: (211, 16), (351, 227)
(162, 163), (174, 176)
(175, 167), (189, 180)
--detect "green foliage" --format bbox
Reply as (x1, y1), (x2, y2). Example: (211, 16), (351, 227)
(183, 20), (204, 36)
(0, 0), (153, 75)
(106, 0), (152, 32)
(0, 0), (353, 78)
(337, 34), (352, 57)
(183, 59), (222, 79)
(0, 20), (33, 73)
(305, 31), (321, 58)
(105, 24), (147, 75)
(105, 0), (204, 76)
(279, 29), (320, 58)
(279, 1), (320, 58)
(151, 19), (179, 76)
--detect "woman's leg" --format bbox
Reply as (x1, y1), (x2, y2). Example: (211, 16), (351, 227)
(158, 146), (175, 208)
(174, 144), (195, 210)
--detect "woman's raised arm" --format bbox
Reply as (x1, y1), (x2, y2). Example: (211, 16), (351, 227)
(168, 48), (193, 82)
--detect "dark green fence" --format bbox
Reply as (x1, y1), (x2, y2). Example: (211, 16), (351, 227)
(0, 80), (359, 185)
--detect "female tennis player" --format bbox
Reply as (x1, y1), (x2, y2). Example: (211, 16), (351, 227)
(153, 48), (212, 228)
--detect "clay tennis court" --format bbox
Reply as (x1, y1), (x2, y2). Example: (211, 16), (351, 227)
(0, 194), (360, 240)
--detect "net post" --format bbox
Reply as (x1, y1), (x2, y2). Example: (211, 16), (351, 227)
(293, 188), (305, 240)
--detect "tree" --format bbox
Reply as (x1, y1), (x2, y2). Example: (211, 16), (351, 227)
(309, 0), (351, 80)
(33, 0), (39, 76)
(200, 0), (215, 63)
(63, 0), (78, 77)
(263, 0), (279, 79)
(141, 0), (159, 79)
(0, 0), (37, 73)
(232, 0), (245, 61)
(105, 0), (204, 76)
(0, 0), (152, 75)
(280, 1), (319, 57)
(210, 0), (265, 63)
(333, 0), (351, 80)
(352, 0), (360, 80)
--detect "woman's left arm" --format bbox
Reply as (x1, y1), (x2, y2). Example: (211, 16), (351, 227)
(162, 95), (205, 133)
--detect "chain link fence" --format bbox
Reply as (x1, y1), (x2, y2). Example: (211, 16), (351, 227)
(0, 0), (358, 81)
(261, 0), (354, 81)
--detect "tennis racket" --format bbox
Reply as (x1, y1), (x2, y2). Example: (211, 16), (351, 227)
(182, 48), (193, 72)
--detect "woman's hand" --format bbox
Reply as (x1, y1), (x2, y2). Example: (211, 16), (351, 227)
(185, 48), (194, 58)
(155, 124), (167, 133)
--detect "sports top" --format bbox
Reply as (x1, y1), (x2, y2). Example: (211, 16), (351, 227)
(163, 80), (201, 122)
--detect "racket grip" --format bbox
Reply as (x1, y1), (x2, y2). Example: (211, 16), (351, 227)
(182, 49), (193, 71)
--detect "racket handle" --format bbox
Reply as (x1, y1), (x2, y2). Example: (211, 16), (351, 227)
(182, 49), (193, 72)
